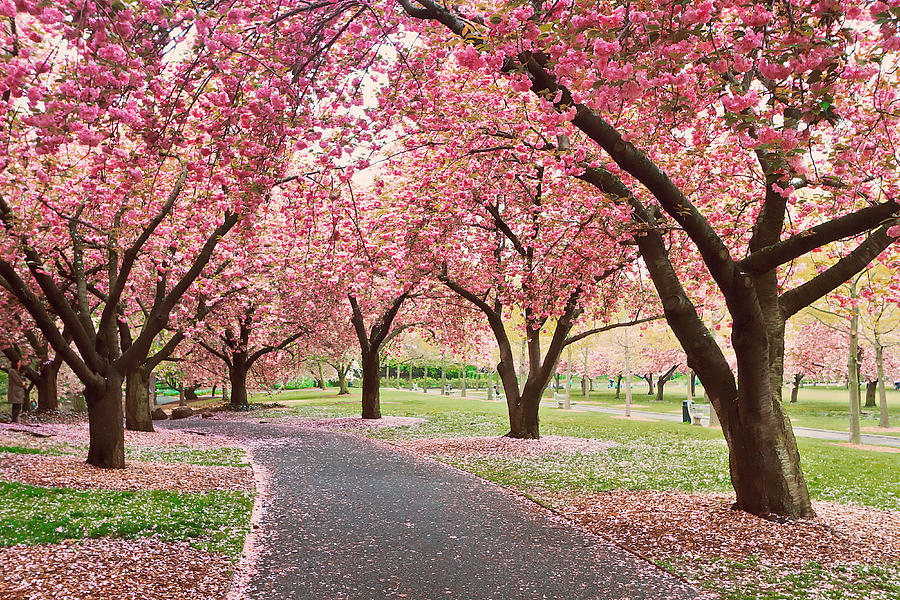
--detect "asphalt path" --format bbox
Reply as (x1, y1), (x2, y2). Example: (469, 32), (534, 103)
(163, 419), (698, 600)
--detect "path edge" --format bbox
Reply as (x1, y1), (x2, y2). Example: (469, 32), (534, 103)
(225, 445), (272, 600)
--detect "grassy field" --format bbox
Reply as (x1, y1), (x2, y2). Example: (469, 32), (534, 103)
(258, 388), (900, 511)
(0, 440), (253, 557)
(0, 481), (252, 556)
(569, 382), (900, 435)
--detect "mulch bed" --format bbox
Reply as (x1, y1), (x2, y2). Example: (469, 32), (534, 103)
(0, 538), (234, 600)
(281, 416), (427, 429)
(392, 435), (622, 456)
(551, 490), (900, 567)
(0, 452), (253, 492)
(0, 422), (238, 449)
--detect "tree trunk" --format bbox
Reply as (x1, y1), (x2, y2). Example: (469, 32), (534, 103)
(564, 347), (572, 409)
(361, 351), (381, 419)
(407, 362), (414, 391)
(337, 366), (350, 395)
(84, 373), (125, 469)
(506, 387), (541, 439)
(690, 370), (696, 397)
(624, 328), (632, 417)
(440, 356), (446, 395)
(36, 360), (60, 412)
(656, 366), (678, 402)
(709, 343), (813, 518)
(643, 374), (654, 396)
(184, 385), (200, 401)
(582, 347), (589, 401)
(460, 364), (466, 398)
(124, 367), (154, 432)
(615, 374), (622, 399)
(876, 344), (890, 428)
(864, 380), (877, 408)
(847, 293), (862, 444)
(790, 373), (803, 404)
(229, 354), (249, 408)
(317, 361), (327, 391)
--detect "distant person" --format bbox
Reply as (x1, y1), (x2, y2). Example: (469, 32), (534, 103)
(895, 380), (900, 391)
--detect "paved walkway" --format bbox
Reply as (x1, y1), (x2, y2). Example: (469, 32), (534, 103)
(164, 420), (697, 599)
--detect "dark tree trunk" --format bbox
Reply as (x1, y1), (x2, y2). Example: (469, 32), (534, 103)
(229, 354), (249, 408)
(865, 381), (877, 408)
(655, 365), (678, 402)
(184, 385), (200, 401)
(790, 373), (803, 404)
(506, 385), (541, 439)
(84, 373), (125, 468)
(690, 371), (696, 396)
(716, 314), (813, 517)
(124, 367), (154, 432)
(337, 366), (350, 395)
(361, 351), (381, 419)
(615, 374), (622, 399)
(641, 374), (654, 396)
(36, 360), (60, 412)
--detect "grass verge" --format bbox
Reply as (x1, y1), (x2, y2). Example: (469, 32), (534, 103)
(0, 480), (252, 557)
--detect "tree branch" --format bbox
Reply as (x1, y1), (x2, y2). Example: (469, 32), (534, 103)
(564, 314), (664, 346)
(780, 224), (897, 318)
(741, 200), (900, 274)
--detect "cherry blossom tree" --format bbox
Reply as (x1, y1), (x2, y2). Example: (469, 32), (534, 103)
(0, 293), (64, 412)
(0, 0), (376, 466)
(784, 318), (846, 403)
(392, 0), (900, 517)
(189, 212), (339, 408)
(379, 64), (659, 436)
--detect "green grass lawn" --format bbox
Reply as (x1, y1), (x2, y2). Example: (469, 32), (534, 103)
(258, 388), (900, 511)
(570, 383), (900, 435)
(0, 481), (252, 556)
(0, 438), (252, 556)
